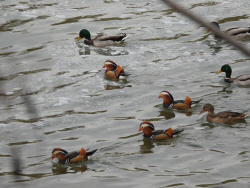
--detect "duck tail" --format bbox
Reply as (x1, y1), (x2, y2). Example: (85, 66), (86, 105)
(86, 149), (98, 157)
(120, 34), (128, 42)
(173, 128), (184, 135)
(245, 114), (250, 118)
(191, 98), (203, 105)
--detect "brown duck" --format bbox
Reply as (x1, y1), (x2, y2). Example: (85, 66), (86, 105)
(158, 91), (202, 110)
(138, 121), (184, 140)
(199, 103), (248, 124)
(103, 60), (125, 79)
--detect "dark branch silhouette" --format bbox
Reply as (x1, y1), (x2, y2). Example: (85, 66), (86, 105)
(162, 0), (250, 57)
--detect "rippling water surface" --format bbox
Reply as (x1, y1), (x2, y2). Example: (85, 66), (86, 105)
(1, 0), (250, 187)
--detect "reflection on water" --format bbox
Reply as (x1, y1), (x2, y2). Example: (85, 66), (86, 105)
(103, 75), (130, 90)
(104, 84), (123, 90)
(1, 0), (250, 187)
(157, 104), (193, 119)
(139, 136), (176, 154)
(139, 138), (155, 154)
(52, 163), (87, 175)
(200, 119), (247, 128)
(204, 39), (223, 55)
(158, 108), (176, 120)
(77, 44), (129, 56)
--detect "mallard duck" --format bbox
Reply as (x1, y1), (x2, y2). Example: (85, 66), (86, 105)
(102, 60), (125, 79)
(216, 64), (250, 85)
(51, 147), (97, 164)
(76, 29), (127, 47)
(138, 121), (184, 140)
(199, 103), (248, 124)
(158, 91), (202, 110)
(205, 21), (250, 40)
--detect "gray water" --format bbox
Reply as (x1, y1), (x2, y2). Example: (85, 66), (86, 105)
(1, 0), (250, 187)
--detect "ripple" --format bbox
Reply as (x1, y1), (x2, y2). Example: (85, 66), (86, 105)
(0, 68), (51, 81)
(196, 179), (238, 187)
(51, 14), (105, 26)
(8, 140), (42, 146)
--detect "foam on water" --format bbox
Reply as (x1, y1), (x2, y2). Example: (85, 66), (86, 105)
(53, 97), (70, 107)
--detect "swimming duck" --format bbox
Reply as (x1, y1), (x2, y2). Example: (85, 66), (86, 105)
(158, 91), (202, 110)
(51, 147), (97, 164)
(138, 121), (184, 140)
(199, 103), (248, 124)
(216, 64), (250, 85)
(76, 29), (127, 47)
(103, 60), (125, 79)
(205, 21), (250, 40)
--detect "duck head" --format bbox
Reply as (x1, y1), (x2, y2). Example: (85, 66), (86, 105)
(216, 64), (232, 79)
(205, 21), (220, 33)
(51, 148), (68, 163)
(76, 29), (91, 42)
(103, 60), (117, 70)
(158, 91), (174, 108)
(199, 103), (214, 115)
(138, 121), (155, 132)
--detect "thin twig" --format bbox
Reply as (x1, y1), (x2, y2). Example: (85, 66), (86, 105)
(162, 0), (250, 57)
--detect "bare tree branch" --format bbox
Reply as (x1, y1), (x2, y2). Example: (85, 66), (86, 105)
(162, 0), (250, 57)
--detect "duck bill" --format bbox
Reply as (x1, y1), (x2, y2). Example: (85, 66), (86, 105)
(138, 129), (142, 132)
(198, 109), (205, 115)
(76, 36), (82, 42)
(51, 156), (54, 160)
(205, 29), (210, 34)
(102, 66), (106, 68)
(158, 95), (162, 99)
(216, 70), (222, 74)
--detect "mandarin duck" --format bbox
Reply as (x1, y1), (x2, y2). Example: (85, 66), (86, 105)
(103, 60), (125, 79)
(216, 64), (250, 85)
(158, 91), (202, 110)
(205, 21), (250, 40)
(51, 147), (97, 164)
(199, 103), (248, 124)
(138, 121), (184, 140)
(76, 29), (127, 47)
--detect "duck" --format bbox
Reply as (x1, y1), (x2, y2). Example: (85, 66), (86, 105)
(76, 29), (127, 47)
(216, 64), (250, 85)
(199, 103), (248, 124)
(103, 60), (125, 79)
(158, 91), (202, 110)
(51, 147), (97, 164)
(138, 121), (184, 140)
(205, 21), (250, 40)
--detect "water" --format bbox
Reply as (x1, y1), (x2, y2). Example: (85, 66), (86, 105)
(1, 0), (250, 187)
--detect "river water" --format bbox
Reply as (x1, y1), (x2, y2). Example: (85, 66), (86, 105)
(1, 0), (250, 187)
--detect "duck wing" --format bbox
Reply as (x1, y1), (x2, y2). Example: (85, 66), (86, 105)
(153, 130), (166, 135)
(65, 151), (79, 161)
(96, 34), (127, 42)
(217, 111), (246, 118)
(174, 100), (184, 104)
(174, 98), (202, 106)
(235, 74), (250, 85)
(152, 130), (172, 139)
(226, 27), (250, 36)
